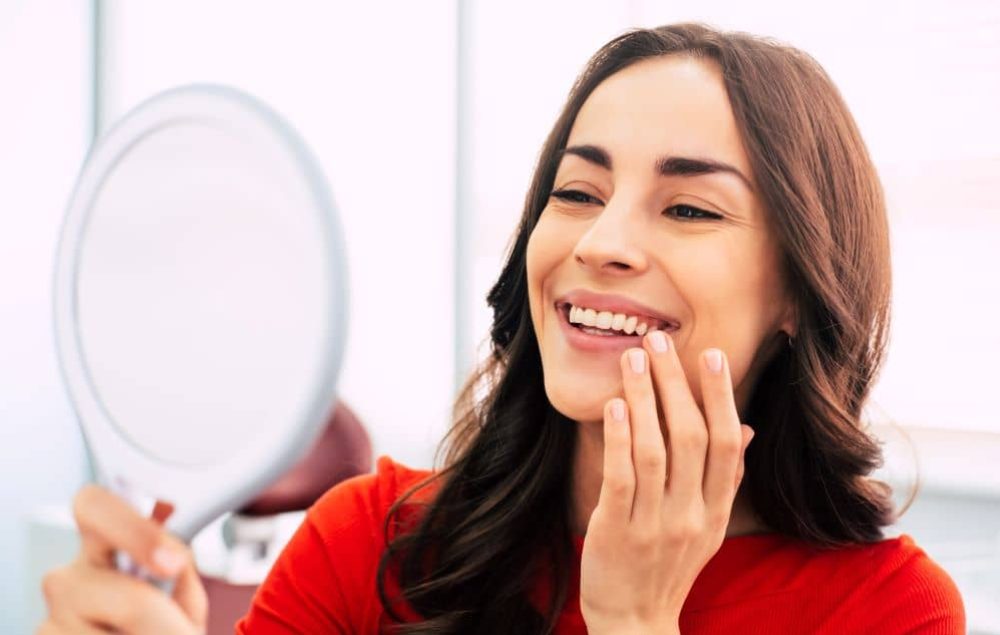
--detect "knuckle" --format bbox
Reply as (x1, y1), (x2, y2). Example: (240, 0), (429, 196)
(635, 448), (666, 472)
(707, 508), (731, 530)
(71, 484), (101, 527)
(36, 620), (59, 635)
(715, 432), (742, 455)
(677, 427), (708, 451)
(667, 514), (703, 539)
(41, 567), (69, 604)
(681, 519), (703, 538)
(630, 526), (659, 549)
(715, 441), (742, 467)
(606, 474), (634, 498)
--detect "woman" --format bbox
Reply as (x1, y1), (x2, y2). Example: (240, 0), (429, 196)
(40, 23), (965, 634)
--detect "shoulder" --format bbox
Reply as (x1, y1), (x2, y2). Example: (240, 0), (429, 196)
(307, 454), (436, 541)
(310, 454), (435, 518)
(686, 533), (965, 633)
(829, 533), (966, 633)
(874, 535), (964, 616)
(235, 455), (436, 633)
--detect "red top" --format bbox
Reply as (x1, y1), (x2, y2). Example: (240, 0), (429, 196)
(236, 455), (965, 634)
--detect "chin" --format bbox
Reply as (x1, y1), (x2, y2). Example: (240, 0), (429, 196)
(543, 368), (620, 424)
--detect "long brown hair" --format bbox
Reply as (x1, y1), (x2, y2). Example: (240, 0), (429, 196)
(376, 22), (900, 634)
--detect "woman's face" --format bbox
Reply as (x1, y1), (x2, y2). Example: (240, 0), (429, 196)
(527, 55), (796, 424)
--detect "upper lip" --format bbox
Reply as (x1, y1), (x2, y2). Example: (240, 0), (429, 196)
(555, 289), (680, 330)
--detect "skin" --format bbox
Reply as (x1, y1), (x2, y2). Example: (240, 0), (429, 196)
(525, 55), (797, 630)
(39, 485), (204, 633)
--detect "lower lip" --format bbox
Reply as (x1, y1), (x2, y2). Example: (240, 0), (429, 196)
(556, 304), (672, 353)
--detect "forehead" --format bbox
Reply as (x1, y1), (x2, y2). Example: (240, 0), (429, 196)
(566, 55), (753, 182)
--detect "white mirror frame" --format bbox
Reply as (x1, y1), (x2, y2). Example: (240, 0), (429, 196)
(53, 84), (349, 543)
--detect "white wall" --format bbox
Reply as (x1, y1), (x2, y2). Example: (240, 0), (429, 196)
(0, 2), (92, 632)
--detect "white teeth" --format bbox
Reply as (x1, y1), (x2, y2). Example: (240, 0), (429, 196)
(623, 315), (638, 335)
(567, 303), (661, 336)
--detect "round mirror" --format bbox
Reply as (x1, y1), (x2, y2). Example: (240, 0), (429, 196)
(54, 84), (348, 546)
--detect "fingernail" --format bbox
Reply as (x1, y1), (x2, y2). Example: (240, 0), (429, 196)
(628, 349), (645, 373)
(648, 330), (668, 353)
(152, 546), (185, 575)
(611, 399), (626, 421)
(705, 349), (723, 373)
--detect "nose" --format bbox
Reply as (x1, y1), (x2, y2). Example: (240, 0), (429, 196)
(572, 197), (649, 275)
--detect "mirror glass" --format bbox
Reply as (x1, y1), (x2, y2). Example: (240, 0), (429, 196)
(55, 85), (347, 540)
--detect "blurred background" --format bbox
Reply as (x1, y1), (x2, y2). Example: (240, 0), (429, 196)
(1, 1), (998, 633)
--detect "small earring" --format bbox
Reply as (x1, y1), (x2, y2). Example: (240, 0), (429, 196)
(787, 334), (795, 349)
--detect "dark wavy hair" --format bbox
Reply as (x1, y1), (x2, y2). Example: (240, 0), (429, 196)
(375, 22), (906, 634)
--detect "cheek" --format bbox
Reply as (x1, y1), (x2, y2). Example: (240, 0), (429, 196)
(673, 239), (784, 391)
(525, 225), (546, 335)
(526, 213), (569, 327)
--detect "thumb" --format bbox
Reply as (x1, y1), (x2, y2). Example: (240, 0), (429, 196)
(170, 541), (208, 629)
(150, 504), (207, 629)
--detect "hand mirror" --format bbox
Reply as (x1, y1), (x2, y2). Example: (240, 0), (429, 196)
(53, 84), (348, 582)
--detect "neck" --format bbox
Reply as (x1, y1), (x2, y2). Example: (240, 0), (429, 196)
(570, 419), (769, 538)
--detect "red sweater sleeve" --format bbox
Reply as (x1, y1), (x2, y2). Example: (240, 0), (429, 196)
(235, 456), (421, 634)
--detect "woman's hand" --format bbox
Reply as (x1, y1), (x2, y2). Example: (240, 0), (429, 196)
(580, 330), (754, 634)
(38, 485), (208, 634)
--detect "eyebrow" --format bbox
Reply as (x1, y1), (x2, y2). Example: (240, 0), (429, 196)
(553, 144), (754, 192)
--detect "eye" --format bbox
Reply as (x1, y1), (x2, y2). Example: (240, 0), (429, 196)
(550, 190), (722, 222)
(550, 189), (603, 205)
(664, 204), (722, 221)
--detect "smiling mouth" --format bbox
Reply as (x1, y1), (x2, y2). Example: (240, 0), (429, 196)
(557, 304), (666, 354)
(556, 303), (678, 341)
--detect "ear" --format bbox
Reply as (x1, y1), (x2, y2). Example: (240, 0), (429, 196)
(778, 300), (798, 340)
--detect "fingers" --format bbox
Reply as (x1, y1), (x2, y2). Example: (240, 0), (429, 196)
(65, 484), (207, 630)
(172, 546), (209, 629)
(609, 336), (754, 541)
(596, 397), (635, 524)
(42, 563), (198, 635)
(36, 616), (105, 635)
(73, 484), (187, 579)
(642, 331), (706, 504)
(619, 347), (667, 526)
(697, 349), (749, 526)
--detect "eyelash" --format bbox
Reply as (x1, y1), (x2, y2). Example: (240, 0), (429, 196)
(550, 189), (722, 221)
